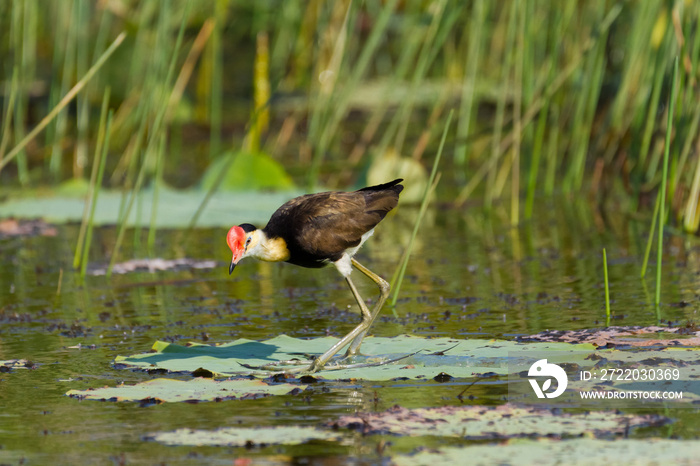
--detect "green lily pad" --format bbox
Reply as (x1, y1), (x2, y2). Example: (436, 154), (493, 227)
(114, 335), (597, 380)
(66, 377), (305, 403)
(522, 326), (700, 347)
(393, 438), (700, 466)
(331, 404), (667, 438)
(148, 426), (341, 447)
(88, 257), (218, 275)
(506, 346), (700, 406)
(568, 375), (700, 404)
(200, 150), (295, 191)
(0, 185), (302, 227)
(0, 359), (36, 371)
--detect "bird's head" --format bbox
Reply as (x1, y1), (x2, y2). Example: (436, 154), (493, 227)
(226, 223), (258, 274)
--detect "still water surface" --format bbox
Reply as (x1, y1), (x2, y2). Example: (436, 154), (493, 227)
(1, 197), (698, 463)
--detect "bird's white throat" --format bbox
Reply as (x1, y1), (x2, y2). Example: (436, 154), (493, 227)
(245, 230), (290, 263)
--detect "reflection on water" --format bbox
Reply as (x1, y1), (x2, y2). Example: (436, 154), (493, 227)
(0, 197), (698, 462)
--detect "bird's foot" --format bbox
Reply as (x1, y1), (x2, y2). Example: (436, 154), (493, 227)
(239, 352), (417, 375)
(239, 357), (312, 371)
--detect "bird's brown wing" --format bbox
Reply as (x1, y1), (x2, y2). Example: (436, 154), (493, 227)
(265, 188), (399, 261)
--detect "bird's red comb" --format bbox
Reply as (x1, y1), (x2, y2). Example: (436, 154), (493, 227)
(226, 225), (245, 252)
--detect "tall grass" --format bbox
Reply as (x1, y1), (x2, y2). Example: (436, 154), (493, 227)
(1, 1), (700, 269)
(0, 32), (126, 174)
(603, 248), (611, 326)
(656, 56), (679, 308)
(390, 110), (453, 307)
(73, 87), (112, 271)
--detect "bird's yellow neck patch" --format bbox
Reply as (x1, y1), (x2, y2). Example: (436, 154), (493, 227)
(247, 231), (290, 263)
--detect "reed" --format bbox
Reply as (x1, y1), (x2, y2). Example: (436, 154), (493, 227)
(640, 189), (660, 280)
(73, 86), (111, 270)
(603, 248), (611, 326)
(80, 110), (113, 279)
(0, 68), (18, 163)
(454, 0), (485, 168)
(655, 57), (679, 308)
(3, 2), (700, 267)
(107, 4), (190, 276)
(390, 110), (453, 308)
(307, 0), (398, 190)
(0, 32), (126, 174)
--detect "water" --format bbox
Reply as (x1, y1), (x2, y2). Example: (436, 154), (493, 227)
(1, 197), (699, 463)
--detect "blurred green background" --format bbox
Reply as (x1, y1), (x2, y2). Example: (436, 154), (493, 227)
(0, 0), (699, 227)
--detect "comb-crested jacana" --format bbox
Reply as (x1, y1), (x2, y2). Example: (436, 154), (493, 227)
(227, 179), (403, 372)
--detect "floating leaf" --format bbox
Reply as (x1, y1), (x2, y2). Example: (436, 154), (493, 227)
(569, 376), (700, 404)
(200, 150), (295, 191)
(66, 377), (305, 403)
(114, 335), (596, 380)
(56, 177), (91, 195)
(148, 426), (341, 447)
(0, 186), (302, 227)
(331, 404), (667, 438)
(0, 359), (36, 371)
(367, 148), (428, 203)
(88, 257), (218, 275)
(521, 326), (700, 347)
(393, 438), (700, 466)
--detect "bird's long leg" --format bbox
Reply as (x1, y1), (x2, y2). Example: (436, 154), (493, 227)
(255, 259), (389, 374)
(344, 258), (390, 356)
(304, 273), (374, 372)
(305, 259), (389, 371)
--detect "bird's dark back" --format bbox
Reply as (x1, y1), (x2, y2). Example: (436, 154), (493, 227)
(264, 179), (403, 267)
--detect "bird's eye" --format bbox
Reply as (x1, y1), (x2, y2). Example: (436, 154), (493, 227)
(244, 236), (252, 249)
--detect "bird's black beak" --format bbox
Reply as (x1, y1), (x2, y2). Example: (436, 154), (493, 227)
(229, 260), (236, 275)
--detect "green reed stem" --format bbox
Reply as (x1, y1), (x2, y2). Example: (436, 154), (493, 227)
(74, 0), (89, 179)
(209, 1), (226, 159)
(49, 0), (76, 180)
(74, 86), (111, 270)
(308, 0), (397, 190)
(390, 110), (453, 309)
(107, 144), (153, 278)
(640, 188), (660, 279)
(455, 0), (485, 167)
(603, 248), (610, 326)
(654, 56), (678, 307)
(108, 5), (190, 276)
(80, 110), (113, 279)
(148, 132), (166, 254)
(0, 68), (18, 163)
(485, 0), (517, 209)
(655, 56), (678, 308)
(638, 45), (668, 181)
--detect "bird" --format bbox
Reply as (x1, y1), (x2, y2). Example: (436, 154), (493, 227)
(226, 178), (404, 373)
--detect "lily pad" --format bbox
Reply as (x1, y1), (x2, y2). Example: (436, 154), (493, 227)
(148, 426), (341, 447)
(393, 438), (700, 466)
(521, 326), (700, 347)
(88, 257), (218, 275)
(66, 377), (305, 403)
(503, 344), (700, 408)
(330, 404), (667, 438)
(0, 359), (36, 371)
(200, 150), (295, 191)
(114, 335), (597, 380)
(0, 185), (302, 227)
